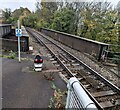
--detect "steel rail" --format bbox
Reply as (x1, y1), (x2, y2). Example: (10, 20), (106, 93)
(28, 27), (120, 108)
(27, 28), (104, 109)
(32, 28), (120, 94)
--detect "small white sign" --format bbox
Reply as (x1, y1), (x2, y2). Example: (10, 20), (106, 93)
(16, 29), (22, 36)
(29, 46), (33, 51)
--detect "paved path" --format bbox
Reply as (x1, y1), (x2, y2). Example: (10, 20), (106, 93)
(2, 55), (66, 108)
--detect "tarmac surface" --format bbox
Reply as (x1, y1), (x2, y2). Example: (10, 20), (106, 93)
(2, 53), (67, 108)
(2, 26), (67, 108)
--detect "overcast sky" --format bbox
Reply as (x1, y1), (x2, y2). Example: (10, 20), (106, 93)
(0, 0), (119, 12)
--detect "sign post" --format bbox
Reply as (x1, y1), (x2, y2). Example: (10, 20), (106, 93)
(16, 20), (22, 62)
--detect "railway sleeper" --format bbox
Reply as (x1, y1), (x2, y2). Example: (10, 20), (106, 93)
(84, 76), (102, 90)
(69, 67), (84, 71)
(71, 60), (76, 63)
(28, 28), (120, 109)
(60, 53), (72, 62)
(75, 70), (103, 89)
(50, 58), (55, 61)
(72, 63), (80, 66)
(54, 64), (60, 67)
(47, 54), (52, 57)
(59, 54), (69, 62)
(77, 77), (84, 81)
(76, 69), (88, 75)
(51, 61), (57, 64)
(83, 84), (91, 88)
(91, 90), (117, 98)
(44, 42), (52, 44)
(100, 99), (120, 109)
(65, 63), (71, 67)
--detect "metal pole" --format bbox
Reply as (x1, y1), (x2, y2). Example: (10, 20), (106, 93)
(17, 20), (21, 62)
(65, 82), (72, 108)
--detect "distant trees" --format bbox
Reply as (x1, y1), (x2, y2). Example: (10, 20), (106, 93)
(3, 7), (31, 25)
(23, 13), (37, 28)
(51, 8), (75, 34)
(35, 0), (58, 28)
(3, 8), (13, 23)
(23, 1), (119, 51)
(12, 7), (31, 26)
(2, 1), (119, 49)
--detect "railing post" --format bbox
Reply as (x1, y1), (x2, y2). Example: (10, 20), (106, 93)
(65, 81), (71, 108)
(66, 77), (98, 109)
(66, 77), (78, 108)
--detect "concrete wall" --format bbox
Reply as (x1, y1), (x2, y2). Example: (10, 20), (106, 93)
(0, 37), (29, 52)
(0, 24), (12, 37)
(40, 28), (109, 61)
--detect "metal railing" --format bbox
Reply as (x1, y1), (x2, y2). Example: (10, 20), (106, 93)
(66, 77), (98, 110)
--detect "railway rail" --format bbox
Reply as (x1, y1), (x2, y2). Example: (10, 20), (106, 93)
(27, 27), (120, 110)
(42, 34), (119, 87)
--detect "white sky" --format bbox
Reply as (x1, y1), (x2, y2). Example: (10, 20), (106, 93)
(0, 0), (119, 12)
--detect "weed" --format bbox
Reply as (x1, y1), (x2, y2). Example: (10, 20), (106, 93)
(7, 51), (16, 59)
(48, 82), (66, 109)
(0, 50), (16, 59)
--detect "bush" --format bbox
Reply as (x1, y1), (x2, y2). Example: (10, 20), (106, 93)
(8, 51), (16, 59)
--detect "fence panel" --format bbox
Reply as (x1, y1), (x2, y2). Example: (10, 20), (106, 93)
(66, 77), (98, 110)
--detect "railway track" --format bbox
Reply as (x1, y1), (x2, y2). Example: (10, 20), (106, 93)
(39, 31), (119, 87)
(27, 28), (120, 110)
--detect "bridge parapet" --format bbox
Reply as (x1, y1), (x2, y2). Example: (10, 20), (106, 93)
(0, 24), (12, 37)
(40, 28), (109, 61)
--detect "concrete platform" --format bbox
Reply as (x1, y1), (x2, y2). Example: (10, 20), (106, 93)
(2, 53), (67, 108)
(21, 26), (29, 37)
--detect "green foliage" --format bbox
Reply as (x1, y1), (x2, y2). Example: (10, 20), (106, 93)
(12, 7), (31, 19)
(35, 1), (58, 28)
(33, 1), (119, 52)
(3, 7), (31, 25)
(34, 1), (119, 52)
(8, 51), (16, 59)
(1, 51), (16, 59)
(48, 82), (66, 108)
(4, 1), (119, 52)
(50, 8), (75, 34)
(3, 8), (13, 23)
(79, 3), (119, 51)
(36, 19), (49, 29)
(23, 13), (37, 28)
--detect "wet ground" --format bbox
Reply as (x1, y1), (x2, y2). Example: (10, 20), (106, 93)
(2, 53), (67, 108)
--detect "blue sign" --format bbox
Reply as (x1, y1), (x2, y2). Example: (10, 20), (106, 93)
(16, 29), (22, 36)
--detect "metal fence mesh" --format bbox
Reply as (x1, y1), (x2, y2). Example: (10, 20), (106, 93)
(66, 77), (98, 110)
(68, 90), (85, 109)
